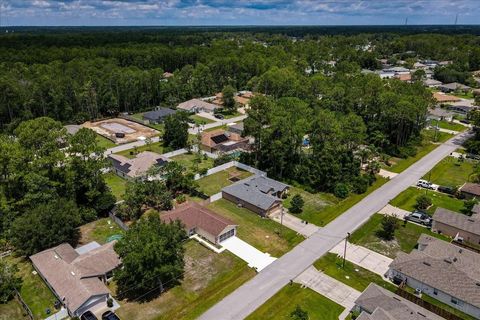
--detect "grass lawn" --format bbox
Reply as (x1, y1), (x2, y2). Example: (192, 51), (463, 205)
(421, 293), (477, 320)
(170, 153), (214, 174)
(436, 120), (468, 132)
(114, 142), (166, 159)
(116, 241), (255, 320)
(0, 299), (29, 319)
(208, 199), (304, 257)
(104, 173), (127, 200)
(5, 256), (56, 320)
(219, 111), (241, 119)
(196, 167), (253, 196)
(314, 253), (397, 292)
(390, 187), (465, 215)
(189, 114), (216, 125)
(283, 186), (335, 218)
(246, 284), (344, 320)
(292, 177), (388, 227)
(78, 217), (125, 245)
(422, 157), (475, 187)
(349, 214), (450, 258)
(96, 134), (116, 149)
(204, 124), (228, 132)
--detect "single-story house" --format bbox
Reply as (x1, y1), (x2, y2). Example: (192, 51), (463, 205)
(377, 71), (395, 79)
(432, 207), (480, 244)
(161, 202), (237, 244)
(177, 99), (220, 114)
(433, 92), (461, 103)
(354, 283), (445, 320)
(200, 129), (250, 154)
(142, 108), (176, 124)
(388, 234), (480, 318)
(394, 73), (412, 82)
(30, 242), (121, 318)
(163, 72), (174, 78)
(108, 151), (169, 179)
(448, 104), (477, 115)
(211, 91), (254, 108)
(382, 66), (411, 74)
(427, 107), (454, 121)
(222, 175), (289, 217)
(423, 79), (442, 88)
(460, 182), (480, 199)
(439, 82), (471, 93)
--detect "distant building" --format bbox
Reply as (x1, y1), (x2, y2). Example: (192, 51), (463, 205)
(438, 82), (471, 93)
(142, 108), (176, 124)
(433, 92), (461, 104)
(177, 98), (220, 114)
(227, 122), (244, 135)
(459, 182), (480, 199)
(163, 72), (174, 78)
(200, 129), (250, 154)
(108, 151), (169, 179)
(432, 207), (480, 245)
(423, 79), (442, 88)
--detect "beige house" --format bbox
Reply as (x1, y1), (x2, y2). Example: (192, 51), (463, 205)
(432, 207), (480, 244)
(177, 98), (219, 113)
(460, 182), (480, 199)
(108, 151), (169, 179)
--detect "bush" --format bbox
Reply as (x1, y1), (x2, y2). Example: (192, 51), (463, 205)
(213, 153), (235, 166)
(415, 195), (432, 210)
(107, 297), (113, 308)
(334, 183), (349, 199)
(352, 175), (369, 194)
(199, 167), (209, 176)
(376, 215), (398, 241)
(289, 194), (304, 214)
(462, 199), (477, 215)
(176, 194), (186, 204)
(290, 305), (309, 320)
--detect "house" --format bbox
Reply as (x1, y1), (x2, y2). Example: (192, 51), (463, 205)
(377, 71), (395, 79)
(222, 175), (289, 217)
(423, 79), (442, 88)
(394, 73), (412, 82)
(200, 129), (250, 154)
(30, 242), (121, 318)
(388, 234), (480, 318)
(161, 202), (237, 245)
(163, 72), (174, 78)
(354, 283), (445, 320)
(432, 207), (480, 244)
(460, 182), (480, 199)
(448, 104), (477, 115)
(108, 151), (169, 179)
(177, 98), (220, 114)
(65, 124), (82, 135)
(383, 66), (410, 74)
(428, 107), (454, 121)
(142, 108), (176, 124)
(227, 122), (244, 135)
(433, 92), (461, 104)
(438, 82), (471, 93)
(211, 91), (254, 108)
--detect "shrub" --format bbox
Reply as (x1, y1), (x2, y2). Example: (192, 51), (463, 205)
(376, 215), (398, 241)
(289, 194), (304, 214)
(290, 305), (309, 320)
(199, 167), (209, 176)
(176, 194), (186, 204)
(352, 175), (369, 194)
(415, 194), (432, 210)
(462, 199), (477, 215)
(334, 183), (349, 199)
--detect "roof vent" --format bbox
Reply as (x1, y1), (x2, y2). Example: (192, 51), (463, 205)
(70, 271), (75, 276)
(476, 283), (480, 287)
(453, 257), (458, 262)
(54, 254), (59, 259)
(423, 262), (431, 266)
(459, 249), (463, 253)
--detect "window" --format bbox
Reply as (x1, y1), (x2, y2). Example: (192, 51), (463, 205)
(433, 289), (438, 295)
(451, 298), (458, 305)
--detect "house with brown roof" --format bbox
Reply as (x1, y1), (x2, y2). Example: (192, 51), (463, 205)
(433, 92), (461, 103)
(177, 98), (220, 114)
(460, 182), (480, 199)
(200, 129), (250, 154)
(30, 242), (121, 318)
(108, 151), (169, 179)
(432, 207), (480, 244)
(388, 234), (480, 318)
(161, 202), (237, 244)
(211, 91), (254, 108)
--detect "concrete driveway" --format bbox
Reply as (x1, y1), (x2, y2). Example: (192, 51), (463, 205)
(270, 211), (320, 237)
(221, 236), (276, 272)
(329, 242), (392, 277)
(379, 204), (410, 219)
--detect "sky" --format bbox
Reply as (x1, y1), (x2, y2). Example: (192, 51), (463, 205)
(0, 0), (479, 26)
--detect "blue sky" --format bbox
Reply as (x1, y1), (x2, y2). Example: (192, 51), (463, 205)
(1, 0), (479, 26)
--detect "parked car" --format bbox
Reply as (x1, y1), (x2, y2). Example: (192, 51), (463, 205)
(466, 153), (480, 160)
(460, 119), (470, 124)
(405, 211), (432, 226)
(102, 311), (120, 320)
(215, 114), (225, 120)
(437, 185), (455, 195)
(416, 180), (434, 189)
(81, 311), (98, 320)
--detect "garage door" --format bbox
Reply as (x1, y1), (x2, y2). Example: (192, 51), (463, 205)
(218, 228), (235, 243)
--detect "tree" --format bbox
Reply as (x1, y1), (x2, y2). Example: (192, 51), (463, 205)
(114, 214), (186, 299)
(163, 112), (189, 149)
(123, 179), (173, 220)
(462, 199), (477, 215)
(415, 195), (432, 210)
(0, 260), (22, 303)
(412, 69), (426, 82)
(290, 305), (309, 320)
(334, 183), (349, 199)
(10, 198), (81, 256)
(152, 162), (197, 196)
(222, 85), (237, 112)
(377, 214), (398, 241)
(289, 194), (304, 214)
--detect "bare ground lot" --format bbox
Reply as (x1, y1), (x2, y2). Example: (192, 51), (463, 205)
(83, 118), (159, 144)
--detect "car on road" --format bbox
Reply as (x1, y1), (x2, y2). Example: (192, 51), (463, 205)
(81, 311), (98, 320)
(416, 179), (434, 189)
(405, 211), (432, 226)
(102, 311), (120, 320)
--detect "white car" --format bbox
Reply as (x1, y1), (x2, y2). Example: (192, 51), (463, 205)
(417, 180), (434, 189)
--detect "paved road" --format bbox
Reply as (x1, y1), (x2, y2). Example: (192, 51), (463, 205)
(198, 132), (470, 320)
(103, 136), (161, 156)
(188, 115), (247, 134)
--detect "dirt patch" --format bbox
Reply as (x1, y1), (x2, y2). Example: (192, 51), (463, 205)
(83, 118), (159, 144)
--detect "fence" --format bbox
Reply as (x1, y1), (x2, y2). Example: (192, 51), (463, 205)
(109, 210), (129, 231)
(162, 148), (189, 158)
(395, 288), (465, 320)
(14, 289), (34, 320)
(193, 161), (265, 181)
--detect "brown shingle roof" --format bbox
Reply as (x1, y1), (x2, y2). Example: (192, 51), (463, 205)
(433, 207), (480, 236)
(460, 182), (480, 197)
(433, 92), (461, 103)
(161, 202), (237, 238)
(109, 151), (169, 178)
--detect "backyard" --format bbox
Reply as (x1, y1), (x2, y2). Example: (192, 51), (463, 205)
(390, 187), (465, 215)
(0, 298), (28, 319)
(78, 217), (125, 245)
(246, 284), (344, 320)
(114, 141), (166, 159)
(196, 167), (253, 196)
(314, 253), (397, 292)
(131, 112), (166, 132)
(349, 214), (450, 258)
(104, 173), (127, 200)
(422, 157), (475, 187)
(208, 199), (304, 257)
(170, 152), (215, 174)
(116, 241), (255, 320)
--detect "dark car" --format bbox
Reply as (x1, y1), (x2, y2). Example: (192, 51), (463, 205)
(81, 311), (98, 320)
(460, 119), (470, 124)
(102, 311), (120, 320)
(437, 185), (455, 195)
(215, 114), (225, 120)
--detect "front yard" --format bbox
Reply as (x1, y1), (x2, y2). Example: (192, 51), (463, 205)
(116, 241), (255, 320)
(422, 157), (475, 187)
(246, 284), (344, 320)
(114, 141), (166, 159)
(96, 134), (116, 149)
(390, 187), (465, 215)
(436, 120), (468, 132)
(189, 114), (216, 125)
(78, 218), (125, 245)
(104, 173), (127, 200)
(170, 153), (214, 174)
(196, 167), (253, 196)
(349, 214), (449, 258)
(207, 199), (304, 257)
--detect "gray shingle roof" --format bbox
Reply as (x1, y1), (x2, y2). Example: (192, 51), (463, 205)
(143, 108), (176, 121)
(433, 207), (480, 236)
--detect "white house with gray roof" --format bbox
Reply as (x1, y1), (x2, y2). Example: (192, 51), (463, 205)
(388, 234), (480, 318)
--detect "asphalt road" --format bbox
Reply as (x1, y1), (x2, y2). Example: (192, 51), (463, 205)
(198, 132), (470, 320)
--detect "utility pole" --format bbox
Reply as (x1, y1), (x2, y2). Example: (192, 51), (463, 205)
(342, 232), (351, 269)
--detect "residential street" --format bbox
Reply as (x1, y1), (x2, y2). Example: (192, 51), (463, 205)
(188, 115), (247, 134)
(198, 131), (471, 320)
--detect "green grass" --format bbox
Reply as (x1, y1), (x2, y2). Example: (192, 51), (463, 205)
(96, 134), (116, 149)
(196, 167), (253, 196)
(421, 293), (477, 320)
(246, 284), (344, 320)
(104, 173), (127, 200)
(390, 187), (465, 215)
(189, 114), (216, 125)
(204, 124), (228, 132)
(5, 256), (56, 320)
(283, 186), (335, 218)
(116, 241), (255, 320)
(0, 299), (29, 319)
(349, 214), (450, 258)
(293, 177), (388, 227)
(114, 142), (166, 159)
(451, 91), (474, 99)
(436, 120), (468, 132)
(170, 153), (214, 174)
(208, 199), (304, 257)
(79, 217), (125, 245)
(314, 253), (397, 292)
(422, 157), (475, 187)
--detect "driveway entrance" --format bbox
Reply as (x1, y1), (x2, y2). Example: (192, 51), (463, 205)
(220, 236), (276, 272)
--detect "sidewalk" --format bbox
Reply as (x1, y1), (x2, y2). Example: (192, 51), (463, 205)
(329, 242), (392, 277)
(270, 211), (320, 237)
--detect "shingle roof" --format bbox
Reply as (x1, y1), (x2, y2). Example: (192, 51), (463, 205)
(433, 92), (461, 103)
(389, 234), (480, 308)
(161, 202), (237, 237)
(177, 99), (219, 112)
(355, 283), (445, 320)
(460, 182), (480, 196)
(433, 207), (480, 236)
(143, 108), (176, 121)
(109, 151), (169, 178)
(30, 242), (120, 314)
